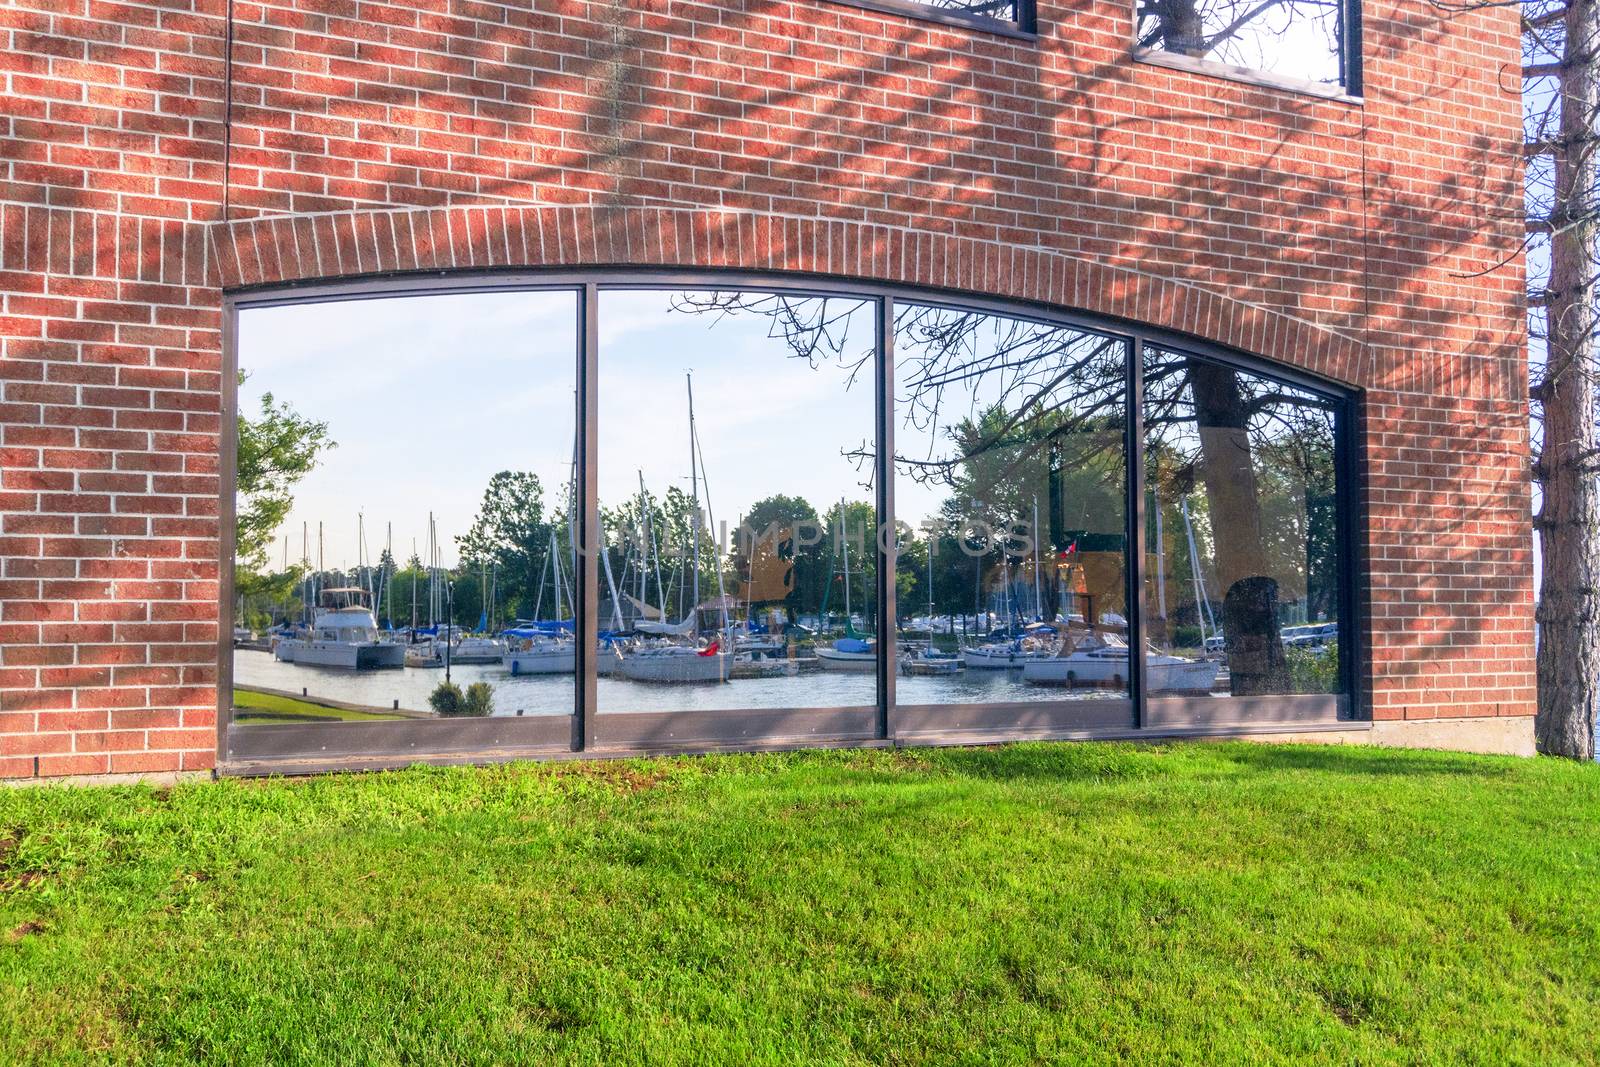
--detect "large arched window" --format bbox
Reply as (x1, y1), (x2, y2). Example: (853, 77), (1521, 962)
(222, 274), (1356, 772)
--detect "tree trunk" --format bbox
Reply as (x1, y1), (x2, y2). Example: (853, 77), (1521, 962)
(1188, 358), (1291, 694)
(1535, 0), (1600, 760)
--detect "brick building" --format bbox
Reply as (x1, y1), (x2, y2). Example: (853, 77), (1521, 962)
(0, 0), (1531, 779)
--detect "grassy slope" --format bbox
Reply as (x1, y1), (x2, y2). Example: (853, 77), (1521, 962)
(232, 687), (406, 723)
(1, 742), (1597, 1065)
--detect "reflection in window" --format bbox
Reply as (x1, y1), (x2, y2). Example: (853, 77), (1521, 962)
(1136, 0), (1352, 89)
(231, 291), (578, 725)
(1142, 348), (1344, 699)
(893, 305), (1130, 703)
(914, 0), (1028, 27)
(597, 290), (879, 712)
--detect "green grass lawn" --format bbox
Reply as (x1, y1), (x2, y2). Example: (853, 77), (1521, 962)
(2, 742), (1598, 1064)
(231, 686), (407, 723)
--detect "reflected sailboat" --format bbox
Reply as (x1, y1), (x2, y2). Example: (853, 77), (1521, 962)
(899, 545), (962, 676)
(960, 552), (1052, 669)
(614, 373), (729, 684)
(1021, 631), (1220, 691)
(815, 635), (876, 671)
(503, 529), (579, 676)
(815, 499), (877, 672)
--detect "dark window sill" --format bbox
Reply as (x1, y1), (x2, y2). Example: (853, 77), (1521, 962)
(1132, 48), (1363, 105)
(822, 0), (1039, 41)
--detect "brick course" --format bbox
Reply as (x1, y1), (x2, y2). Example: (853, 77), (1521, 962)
(0, 0), (1530, 776)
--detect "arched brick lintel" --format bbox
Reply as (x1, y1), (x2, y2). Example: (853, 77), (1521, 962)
(213, 205), (1369, 387)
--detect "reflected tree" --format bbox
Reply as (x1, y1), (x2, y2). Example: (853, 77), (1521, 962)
(1137, 0), (1348, 85)
(670, 292), (1341, 696)
(457, 471), (552, 620)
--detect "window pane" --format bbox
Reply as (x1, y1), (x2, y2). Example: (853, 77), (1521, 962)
(920, 0), (1024, 23)
(231, 290), (578, 727)
(1137, 0), (1348, 87)
(597, 289), (880, 712)
(1142, 347), (1345, 706)
(893, 304), (1130, 707)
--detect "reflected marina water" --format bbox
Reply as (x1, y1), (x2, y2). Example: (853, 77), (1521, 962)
(232, 647), (1114, 721)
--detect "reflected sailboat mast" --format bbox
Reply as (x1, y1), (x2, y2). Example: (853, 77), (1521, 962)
(839, 497), (851, 623)
(692, 403), (731, 637)
(552, 529), (571, 622)
(1155, 498), (1167, 623)
(531, 536), (547, 623)
(687, 373), (700, 635)
(357, 513), (368, 606)
(1180, 498), (1218, 646)
(641, 471), (666, 620)
(601, 537), (624, 631)
(1032, 496), (1043, 623)
(384, 522), (392, 629)
(567, 410), (579, 618)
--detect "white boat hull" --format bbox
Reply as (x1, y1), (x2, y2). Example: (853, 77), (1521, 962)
(1145, 658), (1222, 693)
(404, 646), (443, 668)
(505, 646), (576, 675)
(1022, 653), (1218, 692)
(617, 648), (729, 683)
(448, 652), (505, 665)
(275, 639), (404, 670)
(901, 658), (961, 676)
(962, 646), (1049, 669)
(815, 648), (876, 672)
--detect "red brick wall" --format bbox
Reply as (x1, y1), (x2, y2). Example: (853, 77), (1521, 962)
(0, 0), (1529, 777)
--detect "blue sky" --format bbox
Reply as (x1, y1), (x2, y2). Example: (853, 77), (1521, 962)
(238, 289), (953, 571)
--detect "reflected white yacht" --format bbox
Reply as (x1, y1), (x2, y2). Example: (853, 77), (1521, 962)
(273, 588), (404, 670)
(961, 639), (1053, 669)
(1021, 632), (1219, 692)
(404, 641), (444, 668)
(448, 635), (507, 664)
(899, 645), (961, 676)
(504, 634), (576, 676)
(815, 636), (877, 672)
(615, 638), (729, 683)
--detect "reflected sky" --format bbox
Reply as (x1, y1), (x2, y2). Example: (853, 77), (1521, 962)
(239, 291), (576, 571)
(239, 289), (978, 572)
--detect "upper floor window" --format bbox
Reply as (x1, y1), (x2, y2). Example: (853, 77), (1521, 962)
(840, 0), (1036, 35)
(1135, 0), (1359, 96)
(925, 0), (1028, 22)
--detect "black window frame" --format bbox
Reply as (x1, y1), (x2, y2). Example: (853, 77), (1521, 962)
(218, 268), (1363, 775)
(1132, 0), (1363, 101)
(826, 0), (1039, 39)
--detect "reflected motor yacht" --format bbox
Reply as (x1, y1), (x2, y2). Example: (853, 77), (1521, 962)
(273, 588), (405, 670)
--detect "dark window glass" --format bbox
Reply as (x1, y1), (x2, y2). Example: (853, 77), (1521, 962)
(924, 0), (1024, 23)
(858, 0), (1030, 30)
(1142, 347), (1345, 709)
(893, 304), (1132, 713)
(1136, 0), (1353, 90)
(597, 289), (880, 712)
